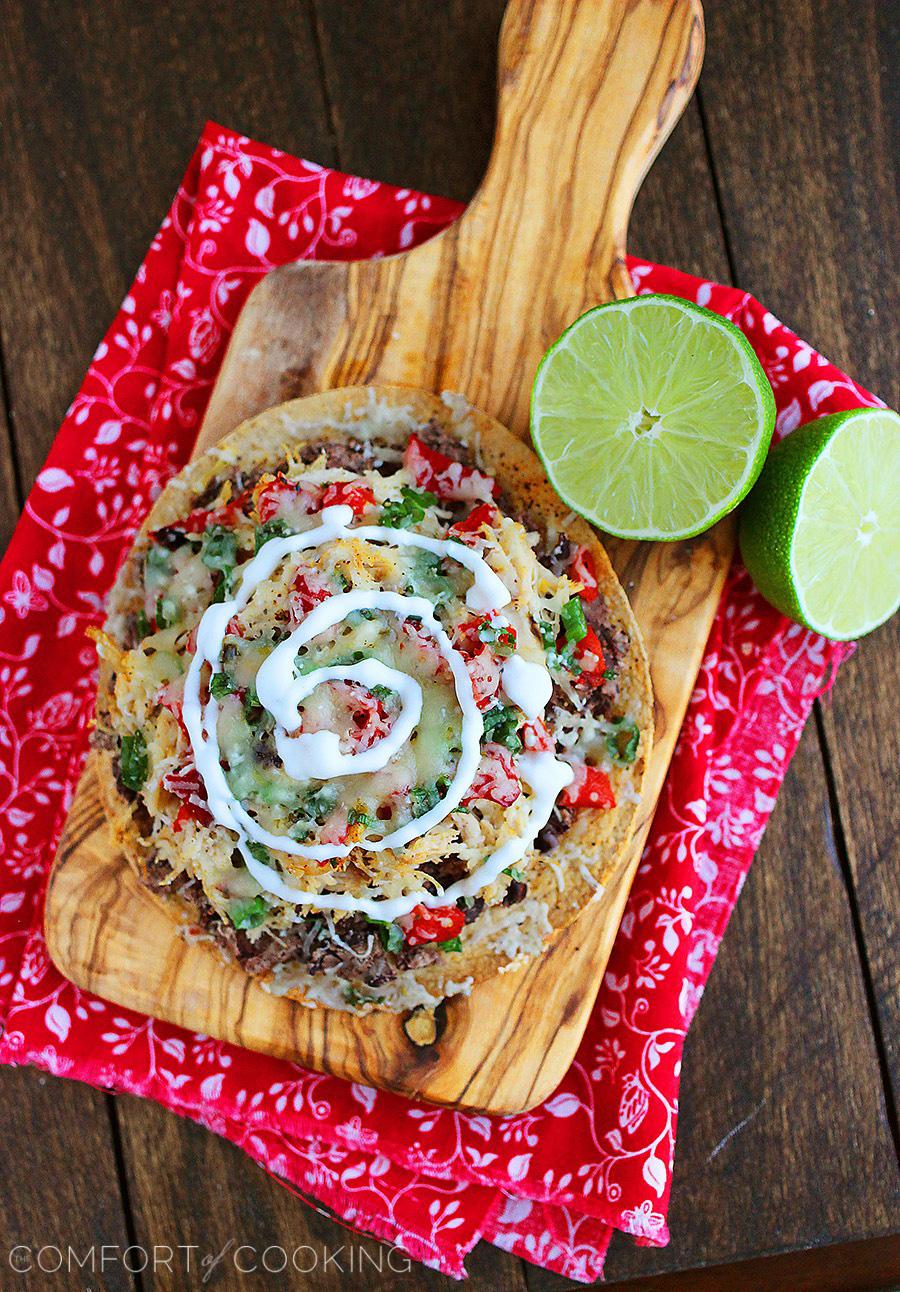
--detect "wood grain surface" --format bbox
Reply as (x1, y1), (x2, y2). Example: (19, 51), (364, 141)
(0, 1), (896, 1288)
(45, 0), (721, 1115)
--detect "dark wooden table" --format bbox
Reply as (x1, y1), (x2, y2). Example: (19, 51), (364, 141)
(0, 3), (897, 1289)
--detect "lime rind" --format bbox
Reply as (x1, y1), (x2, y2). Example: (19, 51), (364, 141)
(531, 295), (776, 542)
(739, 407), (900, 641)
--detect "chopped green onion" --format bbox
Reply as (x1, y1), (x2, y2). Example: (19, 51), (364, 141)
(440, 936), (463, 953)
(546, 641), (582, 676)
(344, 985), (378, 1007)
(560, 596), (588, 643)
(302, 786), (338, 821)
(155, 596), (179, 630)
(201, 524), (237, 573)
(210, 671), (238, 699)
(134, 609), (151, 641)
(230, 895), (269, 930)
(119, 731), (148, 792)
(605, 716), (640, 765)
(477, 618), (517, 656)
(145, 545), (170, 578)
(254, 518), (294, 553)
(370, 684), (395, 702)
(536, 616), (557, 651)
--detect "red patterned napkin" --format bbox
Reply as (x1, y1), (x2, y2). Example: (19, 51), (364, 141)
(0, 124), (879, 1281)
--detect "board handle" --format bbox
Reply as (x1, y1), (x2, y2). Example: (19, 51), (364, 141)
(466, 0), (704, 301)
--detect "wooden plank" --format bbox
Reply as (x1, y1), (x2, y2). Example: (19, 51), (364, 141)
(311, 0), (507, 201)
(604, 1234), (900, 1292)
(0, 0), (336, 493)
(697, 0), (900, 1112)
(0, 1067), (135, 1291)
(537, 726), (900, 1285)
(115, 1090), (528, 1291)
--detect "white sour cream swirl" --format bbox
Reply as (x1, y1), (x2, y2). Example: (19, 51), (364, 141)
(183, 504), (572, 920)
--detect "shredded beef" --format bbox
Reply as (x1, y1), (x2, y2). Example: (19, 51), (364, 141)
(91, 727), (117, 753)
(415, 419), (469, 464)
(503, 879), (528, 906)
(543, 534), (573, 575)
(535, 805), (576, 853)
(296, 439), (373, 471)
(138, 855), (449, 986)
(462, 897), (485, 924)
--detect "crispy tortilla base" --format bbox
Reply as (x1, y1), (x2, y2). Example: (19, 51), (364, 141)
(96, 386), (653, 1012)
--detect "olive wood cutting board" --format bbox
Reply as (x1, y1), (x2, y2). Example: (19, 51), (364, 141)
(46, 0), (722, 1114)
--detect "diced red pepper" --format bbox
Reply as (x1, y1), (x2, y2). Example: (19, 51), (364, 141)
(574, 625), (607, 679)
(569, 545), (599, 602)
(561, 763), (616, 810)
(152, 490), (250, 539)
(321, 481), (376, 515)
(521, 717), (554, 752)
(163, 764), (213, 828)
(399, 903), (465, 947)
(320, 807), (350, 847)
(255, 475), (322, 523)
(463, 647), (502, 711)
(448, 502), (499, 544)
(338, 682), (391, 752)
(462, 743), (521, 806)
(290, 569), (333, 620)
(404, 433), (498, 503)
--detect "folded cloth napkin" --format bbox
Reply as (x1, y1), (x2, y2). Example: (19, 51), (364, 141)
(0, 122), (879, 1282)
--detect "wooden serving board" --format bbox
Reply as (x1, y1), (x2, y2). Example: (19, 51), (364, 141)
(46, 0), (723, 1115)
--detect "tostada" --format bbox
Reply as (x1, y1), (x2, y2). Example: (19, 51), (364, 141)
(91, 386), (653, 1014)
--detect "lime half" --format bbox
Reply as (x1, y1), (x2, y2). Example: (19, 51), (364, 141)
(531, 294), (776, 540)
(739, 407), (900, 640)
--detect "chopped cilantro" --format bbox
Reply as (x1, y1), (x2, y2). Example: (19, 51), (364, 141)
(381, 486), (437, 529)
(440, 936), (462, 953)
(503, 866), (525, 881)
(411, 783), (441, 818)
(210, 671), (238, 700)
(254, 518), (294, 553)
(134, 609), (151, 641)
(367, 919), (405, 953)
(245, 840), (271, 865)
(119, 731), (148, 792)
(201, 524), (237, 573)
(370, 684), (395, 702)
(481, 704), (523, 754)
(605, 716), (640, 766)
(230, 895), (269, 930)
(348, 807), (377, 829)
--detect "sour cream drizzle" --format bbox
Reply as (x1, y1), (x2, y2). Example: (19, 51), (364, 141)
(183, 504), (572, 920)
